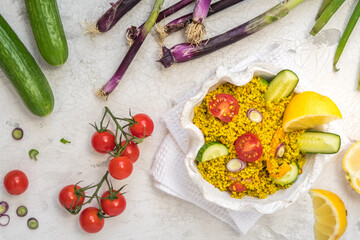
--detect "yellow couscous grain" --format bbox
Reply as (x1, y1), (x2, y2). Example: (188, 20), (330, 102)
(193, 77), (305, 199)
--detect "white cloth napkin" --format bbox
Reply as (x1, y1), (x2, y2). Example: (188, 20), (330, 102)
(150, 44), (305, 235)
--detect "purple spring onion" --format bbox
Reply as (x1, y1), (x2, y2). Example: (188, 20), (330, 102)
(12, 127), (24, 140)
(276, 143), (285, 158)
(27, 218), (39, 230)
(92, 0), (141, 34)
(159, 0), (305, 68)
(226, 158), (246, 172)
(0, 202), (9, 215)
(161, 0), (245, 39)
(16, 206), (28, 217)
(126, 0), (194, 45)
(0, 214), (10, 227)
(185, 0), (211, 45)
(99, 0), (165, 98)
(246, 108), (263, 123)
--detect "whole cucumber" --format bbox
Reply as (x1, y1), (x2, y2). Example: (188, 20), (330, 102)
(25, 0), (68, 66)
(0, 14), (54, 117)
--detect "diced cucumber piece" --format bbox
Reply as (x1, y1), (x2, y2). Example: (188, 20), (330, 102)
(272, 162), (299, 186)
(298, 131), (341, 154)
(196, 142), (229, 162)
(260, 77), (269, 86)
(265, 69), (299, 103)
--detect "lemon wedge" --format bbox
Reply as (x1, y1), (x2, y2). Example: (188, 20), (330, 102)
(309, 189), (347, 240)
(282, 91), (342, 132)
(343, 140), (360, 193)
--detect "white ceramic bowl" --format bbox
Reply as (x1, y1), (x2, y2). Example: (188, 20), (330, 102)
(180, 63), (340, 214)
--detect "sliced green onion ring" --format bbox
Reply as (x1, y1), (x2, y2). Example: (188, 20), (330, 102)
(12, 128), (24, 140)
(0, 214), (10, 227)
(0, 201), (9, 215)
(27, 218), (39, 230)
(29, 149), (39, 160)
(16, 206), (28, 217)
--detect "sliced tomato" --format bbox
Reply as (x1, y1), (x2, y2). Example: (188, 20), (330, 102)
(234, 133), (263, 162)
(228, 182), (246, 193)
(208, 94), (239, 122)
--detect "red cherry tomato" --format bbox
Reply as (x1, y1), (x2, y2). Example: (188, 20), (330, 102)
(79, 207), (104, 233)
(234, 133), (263, 162)
(100, 190), (126, 217)
(228, 182), (246, 193)
(3, 170), (28, 195)
(120, 141), (140, 163)
(130, 114), (154, 138)
(208, 93), (239, 122)
(108, 156), (133, 180)
(91, 130), (116, 154)
(59, 185), (85, 211)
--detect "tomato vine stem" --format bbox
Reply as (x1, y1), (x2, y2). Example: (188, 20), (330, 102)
(92, 106), (144, 158)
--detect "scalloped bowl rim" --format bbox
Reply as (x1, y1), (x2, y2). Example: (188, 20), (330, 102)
(180, 63), (334, 214)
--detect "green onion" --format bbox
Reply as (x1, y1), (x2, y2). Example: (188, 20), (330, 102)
(159, 0), (306, 68)
(27, 218), (39, 230)
(333, 0), (360, 71)
(16, 206), (28, 217)
(29, 149), (39, 160)
(315, 0), (333, 20)
(99, 0), (165, 97)
(60, 138), (71, 144)
(310, 0), (345, 36)
(12, 128), (23, 140)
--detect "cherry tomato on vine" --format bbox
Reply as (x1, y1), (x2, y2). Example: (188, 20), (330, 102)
(79, 207), (104, 233)
(59, 185), (85, 211)
(108, 156), (133, 180)
(91, 130), (116, 153)
(100, 190), (126, 216)
(130, 114), (154, 138)
(120, 141), (140, 163)
(234, 133), (263, 162)
(3, 170), (28, 195)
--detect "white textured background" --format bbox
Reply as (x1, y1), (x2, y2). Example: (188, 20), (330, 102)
(0, 0), (360, 239)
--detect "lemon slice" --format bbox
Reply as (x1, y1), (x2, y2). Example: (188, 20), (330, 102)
(309, 189), (347, 240)
(343, 140), (360, 193)
(282, 91), (342, 132)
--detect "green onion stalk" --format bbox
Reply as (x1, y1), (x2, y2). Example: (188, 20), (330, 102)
(159, 0), (306, 68)
(99, 0), (164, 98)
(333, 0), (360, 71)
(315, 0), (334, 20)
(310, 0), (345, 36)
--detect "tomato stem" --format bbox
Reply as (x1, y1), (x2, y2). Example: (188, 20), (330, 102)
(96, 106), (144, 157)
(66, 171), (125, 216)
(65, 107), (133, 216)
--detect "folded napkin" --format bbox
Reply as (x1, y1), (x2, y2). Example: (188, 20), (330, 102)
(151, 44), (306, 235)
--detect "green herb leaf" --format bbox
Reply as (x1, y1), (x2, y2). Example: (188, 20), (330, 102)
(29, 149), (39, 161)
(60, 138), (71, 144)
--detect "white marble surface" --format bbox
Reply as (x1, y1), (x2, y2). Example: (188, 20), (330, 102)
(1, 0), (360, 239)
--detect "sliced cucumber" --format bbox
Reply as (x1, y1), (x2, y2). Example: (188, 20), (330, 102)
(272, 162), (299, 186)
(298, 131), (341, 154)
(196, 142), (229, 162)
(265, 69), (299, 103)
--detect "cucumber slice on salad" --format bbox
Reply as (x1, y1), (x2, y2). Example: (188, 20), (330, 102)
(265, 69), (299, 103)
(272, 162), (299, 186)
(196, 142), (229, 162)
(298, 131), (341, 154)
